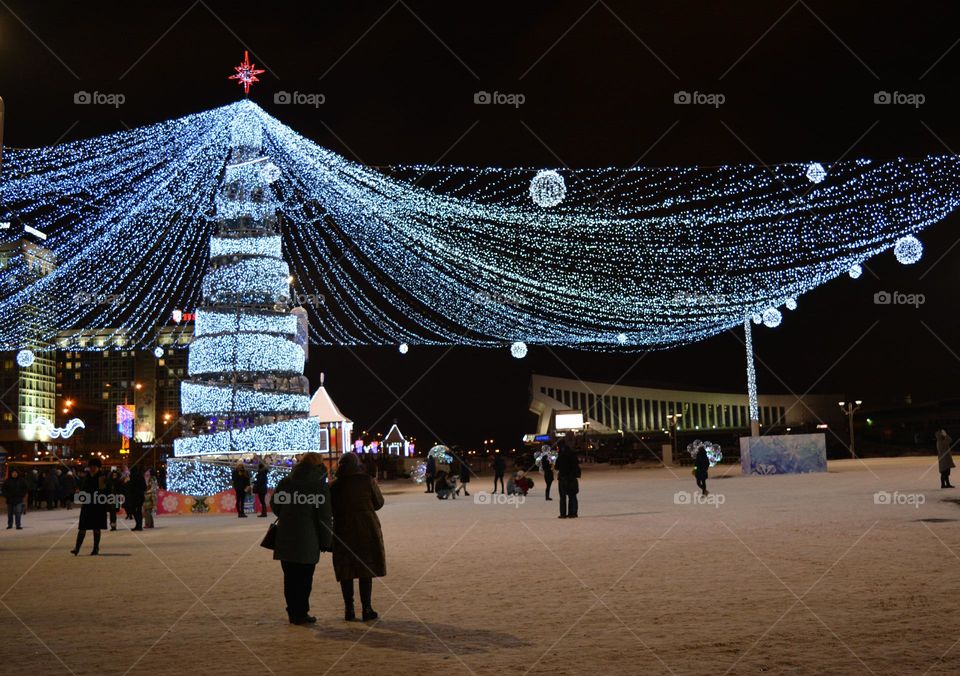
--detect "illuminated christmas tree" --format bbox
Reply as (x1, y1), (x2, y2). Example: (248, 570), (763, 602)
(169, 104), (324, 485)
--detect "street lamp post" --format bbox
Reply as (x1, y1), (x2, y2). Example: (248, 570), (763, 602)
(666, 413), (683, 460)
(838, 400), (862, 458)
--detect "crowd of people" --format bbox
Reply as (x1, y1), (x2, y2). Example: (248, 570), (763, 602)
(418, 432), (582, 518)
(0, 461), (160, 542)
(3, 429), (954, 628)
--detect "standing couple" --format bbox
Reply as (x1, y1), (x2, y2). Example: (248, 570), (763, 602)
(271, 452), (385, 625)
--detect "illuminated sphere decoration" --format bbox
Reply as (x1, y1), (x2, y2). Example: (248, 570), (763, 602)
(806, 162), (827, 184)
(153, 346), (164, 358)
(510, 341), (528, 359)
(893, 235), (923, 265)
(16, 349), (35, 368)
(687, 440), (723, 468)
(762, 307), (782, 328)
(398, 342), (409, 354)
(261, 162), (282, 184)
(616, 332), (628, 345)
(751, 313), (762, 325)
(849, 264), (863, 279)
(785, 297), (797, 311)
(529, 170), (566, 208)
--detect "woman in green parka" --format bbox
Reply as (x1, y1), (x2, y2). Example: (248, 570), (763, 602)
(270, 453), (333, 625)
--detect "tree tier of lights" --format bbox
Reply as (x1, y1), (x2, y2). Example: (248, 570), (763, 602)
(0, 99), (957, 353)
(166, 109), (323, 489)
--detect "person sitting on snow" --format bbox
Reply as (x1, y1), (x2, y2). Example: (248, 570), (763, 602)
(435, 471), (455, 500)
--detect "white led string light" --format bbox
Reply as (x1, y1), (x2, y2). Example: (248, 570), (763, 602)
(0, 100), (953, 354)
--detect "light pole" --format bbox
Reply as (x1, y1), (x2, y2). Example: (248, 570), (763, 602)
(838, 400), (862, 458)
(666, 413), (682, 460)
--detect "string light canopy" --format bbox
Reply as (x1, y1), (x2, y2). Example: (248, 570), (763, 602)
(0, 100), (955, 355)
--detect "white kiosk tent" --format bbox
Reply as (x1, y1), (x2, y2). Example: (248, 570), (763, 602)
(308, 374), (354, 457)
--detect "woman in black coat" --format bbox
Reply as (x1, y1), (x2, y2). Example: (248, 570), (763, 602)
(104, 469), (123, 531)
(694, 447), (709, 496)
(126, 468), (146, 531)
(71, 458), (107, 555)
(330, 452), (385, 622)
(541, 456), (554, 501)
(457, 458), (471, 497)
(271, 453), (333, 625)
(254, 463), (269, 517)
(232, 464), (251, 518)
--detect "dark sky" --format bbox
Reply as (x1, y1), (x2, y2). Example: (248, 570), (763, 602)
(2, 1), (960, 450)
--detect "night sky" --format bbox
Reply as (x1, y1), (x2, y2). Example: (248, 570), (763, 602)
(2, 1), (960, 449)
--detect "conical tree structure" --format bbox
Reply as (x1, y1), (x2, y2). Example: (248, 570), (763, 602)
(172, 107), (322, 459)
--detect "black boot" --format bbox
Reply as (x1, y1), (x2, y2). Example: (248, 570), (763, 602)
(359, 578), (377, 621)
(71, 530), (85, 556)
(341, 579), (357, 621)
(91, 530), (101, 555)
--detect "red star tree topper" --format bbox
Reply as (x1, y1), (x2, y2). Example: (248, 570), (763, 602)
(228, 50), (265, 95)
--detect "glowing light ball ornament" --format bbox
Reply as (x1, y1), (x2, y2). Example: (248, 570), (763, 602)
(616, 332), (628, 345)
(894, 235), (923, 265)
(428, 445), (454, 464)
(153, 346), (164, 358)
(529, 170), (566, 208)
(411, 461), (427, 484)
(16, 349), (35, 368)
(687, 440), (723, 468)
(398, 342), (409, 354)
(762, 308), (782, 328)
(751, 313), (762, 325)
(511, 341), (528, 359)
(535, 445), (557, 468)
(849, 264), (863, 279)
(785, 298), (798, 311)
(261, 162), (281, 184)
(806, 163), (827, 184)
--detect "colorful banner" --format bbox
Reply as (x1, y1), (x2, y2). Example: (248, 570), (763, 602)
(156, 488), (272, 515)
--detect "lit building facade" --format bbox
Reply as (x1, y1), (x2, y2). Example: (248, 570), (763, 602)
(530, 374), (841, 436)
(0, 228), (57, 448)
(55, 324), (192, 449)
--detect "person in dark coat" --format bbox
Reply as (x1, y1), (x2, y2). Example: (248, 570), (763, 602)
(105, 469), (123, 531)
(44, 470), (60, 510)
(456, 458), (471, 497)
(71, 458), (107, 555)
(61, 470), (77, 509)
(492, 454), (506, 494)
(271, 453), (333, 625)
(555, 433), (581, 518)
(541, 455), (555, 501)
(254, 463), (270, 517)
(424, 455), (436, 493)
(936, 429), (955, 488)
(232, 463), (251, 518)
(3, 468), (28, 529)
(25, 469), (38, 511)
(694, 446), (710, 496)
(126, 467), (146, 531)
(330, 452), (385, 622)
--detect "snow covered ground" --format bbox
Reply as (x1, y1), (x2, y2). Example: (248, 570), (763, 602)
(2, 457), (959, 675)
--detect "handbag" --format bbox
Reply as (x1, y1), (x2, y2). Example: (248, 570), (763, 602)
(260, 518), (279, 550)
